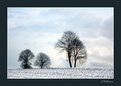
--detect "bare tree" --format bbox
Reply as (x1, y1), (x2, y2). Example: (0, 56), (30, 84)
(18, 49), (34, 69)
(55, 31), (78, 68)
(34, 52), (51, 68)
(71, 38), (87, 67)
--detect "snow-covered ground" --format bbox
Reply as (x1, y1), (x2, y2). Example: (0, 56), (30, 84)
(7, 68), (114, 79)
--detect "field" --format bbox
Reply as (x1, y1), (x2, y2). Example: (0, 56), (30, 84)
(7, 68), (114, 79)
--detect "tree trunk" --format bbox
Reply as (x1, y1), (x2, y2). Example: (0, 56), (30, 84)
(68, 52), (72, 68)
(24, 59), (28, 69)
(68, 57), (72, 68)
(74, 59), (77, 67)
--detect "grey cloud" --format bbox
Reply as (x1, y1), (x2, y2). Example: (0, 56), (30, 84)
(100, 16), (114, 40)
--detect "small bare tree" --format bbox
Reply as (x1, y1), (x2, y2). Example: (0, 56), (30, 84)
(34, 52), (51, 68)
(18, 49), (34, 69)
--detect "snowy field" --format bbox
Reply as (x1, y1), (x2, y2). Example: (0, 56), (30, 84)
(7, 68), (114, 79)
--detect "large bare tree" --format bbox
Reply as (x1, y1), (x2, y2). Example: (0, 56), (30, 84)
(55, 31), (87, 68)
(55, 31), (78, 68)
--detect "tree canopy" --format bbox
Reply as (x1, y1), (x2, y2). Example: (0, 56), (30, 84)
(18, 49), (34, 69)
(34, 52), (51, 68)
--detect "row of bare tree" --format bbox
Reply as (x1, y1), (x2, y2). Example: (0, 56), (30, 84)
(18, 31), (87, 69)
(18, 50), (51, 69)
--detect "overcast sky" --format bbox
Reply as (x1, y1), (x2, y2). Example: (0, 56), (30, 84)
(7, 7), (114, 69)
